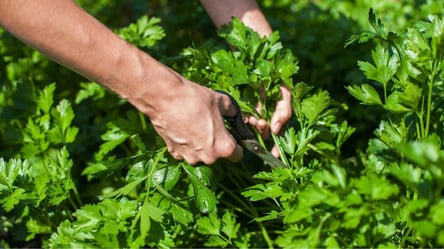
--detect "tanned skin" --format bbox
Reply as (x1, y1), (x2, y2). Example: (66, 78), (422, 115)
(0, 0), (291, 164)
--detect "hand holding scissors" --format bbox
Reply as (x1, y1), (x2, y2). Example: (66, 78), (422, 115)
(218, 91), (287, 169)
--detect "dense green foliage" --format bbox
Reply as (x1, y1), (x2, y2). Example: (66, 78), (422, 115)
(1, 1), (444, 248)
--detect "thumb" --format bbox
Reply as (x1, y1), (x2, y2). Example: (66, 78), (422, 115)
(216, 90), (237, 117)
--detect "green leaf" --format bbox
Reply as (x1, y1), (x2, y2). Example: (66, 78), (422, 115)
(140, 199), (151, 240)
(218, 17), (257, 53)
(358, 44), (398, 86)
(53, 99), (75, 132)
(336, 121), (356, 148)
(283, 206), (313, 223)
(221, 211), (239, 239)
(75, 81), (106, 104)
(301, 90), (331, 125)
(347, 83), (382, 105)
(196, 212), (220, 235)
(398, 82), (422, 111)
(276, 49), (299, 86)
(331, 164), (347, 188)
(242, 182), (283, 201)
(169, 200), (193, 226)
(72, 204), (102, 231)
(103, 176), (147, 198)
(396, 139), (442, 167)
(205, 236), (228, 248)
(293, 82), (314, 101)
(96, 123), (130, 161)
(390, 163), (424, 195)
(210, 50), (250, 84)
(279, 127), (297, 154)
(255, 209), (280, 222)
(254, 59), (272, 77)
(325, 236), (340, 248)
(355, 174), (399, 200)
(118, 15), (165, 48)
(36, 83), (56, 113)
(152, 166), (181, 191)
(430, 201), (444, 225)
(298, 187), (340, 207)
(384, 92), (412, 113)
(0, 158), (29, 188)
(139, 199), (165, 242)
(374, 120), (405, 148)
(2, 188), (26, 211)
(183, 165), (216, 214)
(25, 218), (52, 241)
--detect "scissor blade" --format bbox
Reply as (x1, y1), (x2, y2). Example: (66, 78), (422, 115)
(243, 139), (287, 168)
(255, 150), (287, 168)
(217, 90), (287, 169)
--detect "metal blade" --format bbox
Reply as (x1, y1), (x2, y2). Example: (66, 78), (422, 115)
(217, 90), (287, 169)
(243, 139), (287, 168)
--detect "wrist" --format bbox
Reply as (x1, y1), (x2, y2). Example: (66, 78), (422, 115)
(112, 46), (186, 118)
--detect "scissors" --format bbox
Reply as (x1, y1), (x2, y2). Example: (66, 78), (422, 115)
(217, 91), (287, 169)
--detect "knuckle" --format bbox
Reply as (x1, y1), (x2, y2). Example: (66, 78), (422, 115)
(185, 157), (199, 166)
(167, 146), (174, 154)
(203, 157), (217, 165)
(218, 140), (236, 158)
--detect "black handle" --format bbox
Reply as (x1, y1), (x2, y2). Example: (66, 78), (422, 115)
(216, 90), (256, 143)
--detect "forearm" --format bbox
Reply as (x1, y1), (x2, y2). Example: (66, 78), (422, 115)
(199, 0), (272, 37)
(0, 0), (181, 116)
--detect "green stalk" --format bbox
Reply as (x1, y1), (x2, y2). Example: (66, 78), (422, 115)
(256, 130), (267, 149)
(68, 195), (79, 212)
(400, 227), (413, 248)
(415, 112), (422, 140)
(259, 221), (274, 249)
(218, 184), (256, 219)
(271, 132), (290, 168)
(139, 111), (148, 130)
(220, 175), (274, 248)
(424, 61), (438, 138)
(30, 207), (58, 229)
(71, 184), (83, 208)
(260, 96), (290, 168)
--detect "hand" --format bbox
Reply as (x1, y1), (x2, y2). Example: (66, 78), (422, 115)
(147, 79), (243, 165)
(246, 85), (292, 157)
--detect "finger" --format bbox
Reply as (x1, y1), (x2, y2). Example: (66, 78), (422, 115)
(214, 132), (243, 163)
(170, 150), (184, 161)
(246, 115), (270, 138)
(270, 85), (292, 134)
(217, 92), (237, 117)
(224, 142), (243, 163)
(271, 145), (280, 158)
(183, 155), (199, 165)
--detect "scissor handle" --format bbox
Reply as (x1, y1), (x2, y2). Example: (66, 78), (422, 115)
(217, 90), (287, 168)
(216, 90), (256, 143)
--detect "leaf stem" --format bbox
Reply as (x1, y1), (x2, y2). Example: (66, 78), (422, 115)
(258, 221), (274, 249)
(71, 184), (83, 208)
(424, 60), (438, 138)
(218, 184), (255, 217)
(138, 111), (148, 131)
(271, 133), (290, 168)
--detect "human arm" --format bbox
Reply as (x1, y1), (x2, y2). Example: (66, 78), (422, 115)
(199, 0), (272, 37)
(200, 0), (292, 157)
(0, 0), (242, 164)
